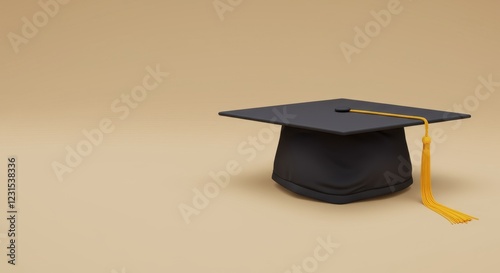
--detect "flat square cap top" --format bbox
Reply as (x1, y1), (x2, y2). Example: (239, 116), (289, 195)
(219, 98), (471, 135)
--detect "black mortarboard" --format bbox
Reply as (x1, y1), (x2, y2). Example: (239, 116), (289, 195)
(219, 98), (477, 224)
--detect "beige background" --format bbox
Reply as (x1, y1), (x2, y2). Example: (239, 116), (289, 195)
(1, 0), (499, 272)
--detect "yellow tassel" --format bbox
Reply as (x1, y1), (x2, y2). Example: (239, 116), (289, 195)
(420, 135), (478, 224)
(350, 109), (477, 224)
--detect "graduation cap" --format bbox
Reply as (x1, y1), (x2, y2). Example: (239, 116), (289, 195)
(219, 98), (477, 224)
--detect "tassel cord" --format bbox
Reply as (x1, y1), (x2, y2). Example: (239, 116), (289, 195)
(349, 109), (477, 224)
